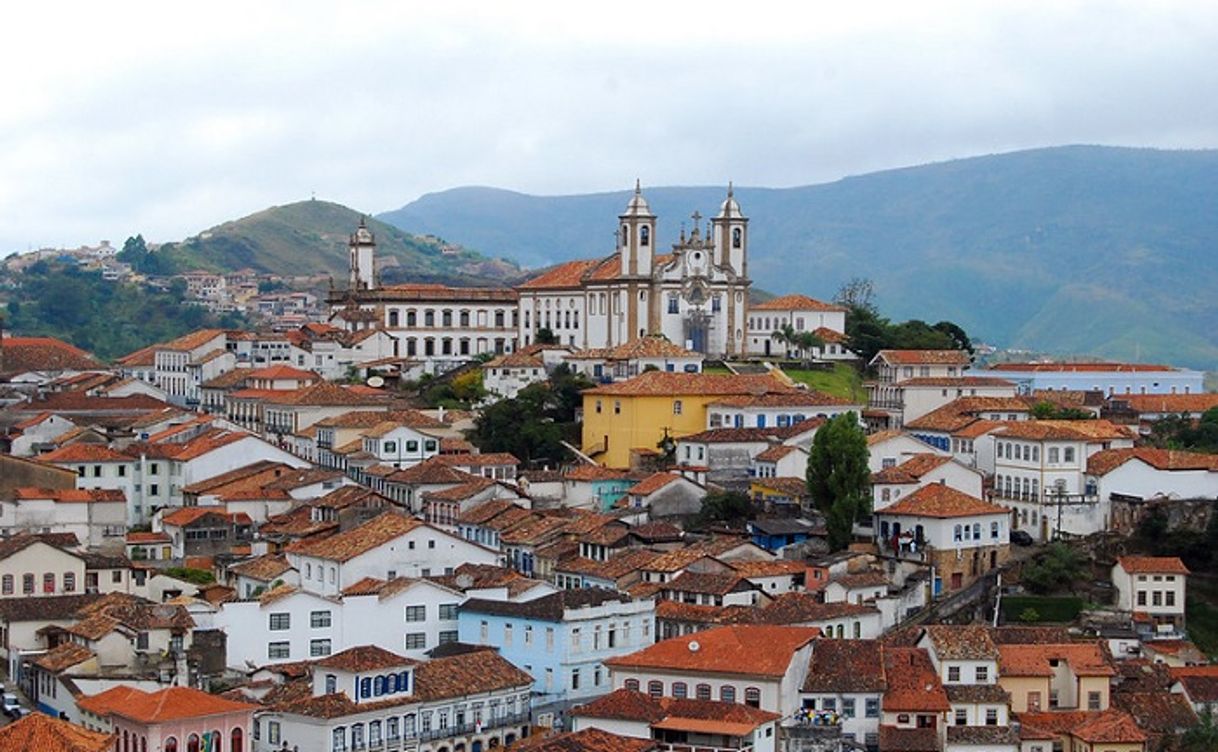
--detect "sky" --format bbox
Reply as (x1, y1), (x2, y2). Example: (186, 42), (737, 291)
(2, 0), (1217, 254)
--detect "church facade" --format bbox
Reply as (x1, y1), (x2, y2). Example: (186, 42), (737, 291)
(515, 183), (751, 357)
(328, 184), (753, 365)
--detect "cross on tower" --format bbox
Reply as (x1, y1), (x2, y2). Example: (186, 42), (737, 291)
(690, 210), (702, 225)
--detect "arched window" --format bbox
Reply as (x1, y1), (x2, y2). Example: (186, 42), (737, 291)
(624, 679), (640, 691)
(374, 676), (386, 696)
(732, 227), (742, 248)
(230, 728), (243, 752)
(720, 685), (737, 703)
(63, 572), (76, 592)
(953, 524), (963, 542)
(972, 523), (982, 540)
(22, 573), (35, 594)
(424, 311), (435, 327)
(406, 310), (417, 327)
(333, 728), (346, 751)
(326, 674), (337, 694)
(672, 682), (688, 698)
(460, 310), (470, 327)
(209, 731), (222, 752)
(695, 683), (712, 700)
(388, 310), (399, 327)
(403, 714), (416, 736)
(123, 730), (130, 752)
(621, 224), (628, 245)
(164, 738), (178, 752)
(360, 677), (372, 698)
(0, 575), (11, 595)
(647, 680), (663, 697)
(744, 687), (761, 707)
(640, 226), (650, 246)
(187, 734), (200, 752)
(398, 670), (411, 693)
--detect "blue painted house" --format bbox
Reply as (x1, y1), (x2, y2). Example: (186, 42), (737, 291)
(747, 517), (817, 552)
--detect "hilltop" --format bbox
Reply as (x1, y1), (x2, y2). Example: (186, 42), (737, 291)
(152, 199), (522, 286)
(379, 146), (1218, 369)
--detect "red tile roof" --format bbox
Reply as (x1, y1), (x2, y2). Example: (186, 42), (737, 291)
(12, 487), (125, 504)
(107, 686), (256, 723)
(1110, 393), (1218, 413)
(802, 640), (887, 693)
(571, 335), (703, 361)
(877, 484), (1007, 519)
(315, 645), (418, 672)
(881, 647), (950, 712)
(603, 624), (818, 678)
(626, 472), (683, 497)
(993, 419), (1135, 442)
(517, 258), (604, 289)
(510, 727), (658, 752)
(573, 688), (779, 731)
(286, 512), (422, 562)
(1088, 447), (1218, 476)
(993, 361), (1178, 373)
(751, 294), (845, 312)
(0, 335), (104, 374)
(1116, 556), (1190, 575)
(998, 642), (1115, 677)
(0, 712), (113, 752)
(582, 371), (793, 397)
(876, 349), (969, 366)
(37, 443), (131, 463)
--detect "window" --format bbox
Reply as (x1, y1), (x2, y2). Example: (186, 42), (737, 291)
(1137, 590), (1147, 606)
(438, 630), (458, 644)
(672, 681), (687, 698)
(865, 698), (879, 717)
(439, 603), (459, 621)
(822, 698), (836, 712)
(991, 521), (1000, 539)
(614, 400), (621, 414)
(986, 708), (999, 725)
(0, 575), (10, 595)
(1028, 691), (1042, 711)
(404, 605), (425, 622)
(268, 722), (281, 746)
(326, 674), (337, 693)
(954, 709), (967, 725)
(1048, 447), (1060, 463)
(42, 572), (55, 593)
(571, 668), (581, 690)
(1063, 447), (1076, 463)
(648, 680), (663, 698)
(667, 294), (679, 314)
(405, 633), (426, 650)
(673, 400), (683, 415)
(269, 613), (290, 630)
(1167, 591), (1176, 607)
(842, 698), (856, 718)
(947, 666), (960, 682)
(310, 639), (332, 657)
(720, 685), (737, 703)
(640, 226), (650, 246)
(311, 610), (331, 628)
(976, 666), (988, 682)
(744, 687), (761, 707)
(267, 642), (290, 659)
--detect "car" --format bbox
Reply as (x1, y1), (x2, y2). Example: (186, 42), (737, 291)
(1010, 530), (1035, 547)
(2, 692), (21, 719)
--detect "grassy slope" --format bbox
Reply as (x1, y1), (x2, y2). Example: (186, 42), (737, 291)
(782, 364), (867, 402)
(155, 200), (522, 286)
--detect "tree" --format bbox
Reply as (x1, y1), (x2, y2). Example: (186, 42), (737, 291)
(806, 412), (870, 551)
(535, 327), (559, 345)
(1182, 708), (1218, 752)
(1020, 542), (1085, 594)
(466, 368), (593, 465)
(834, 277), (877, 314)
(1029, 401), (1093, 420)
(771, 323), (826, 359)
(697, 490), (753, 527)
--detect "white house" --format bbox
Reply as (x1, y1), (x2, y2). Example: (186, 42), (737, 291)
(866, 350), (971, 429)
(572, 688), (780, 752)
(1087, 447), (1218, 503)
(984, 361), (1204, 397)
(871, 453), (985, 512)
(986, 420), (1135, 540)
(251, 645), (534, 752)
(746, 294), (848, 359)
(891, 377), (1017, 426)
(566, 336), (704, 382)
(799, 639), (887, 749)
(706, 391), (859, 431)
(285, 512), (500, 596)
(1112, 556), (1188, 634)
(874, 485), (1010, 594)
(3, 488), (126, 548)
(866, 430), (949, 474)
(604, 624), (819, 721)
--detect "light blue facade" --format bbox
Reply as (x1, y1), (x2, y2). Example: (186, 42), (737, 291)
(457, 592), (656, 714)
(983, 366), (1204, 397)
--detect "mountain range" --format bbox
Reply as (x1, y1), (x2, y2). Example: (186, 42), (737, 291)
(379, 146), (1218, 370)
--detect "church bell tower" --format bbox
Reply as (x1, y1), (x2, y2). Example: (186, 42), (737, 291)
(349, 217), (377, 291)
(712, 183), (747, 276)
(618, 180), (656, 278)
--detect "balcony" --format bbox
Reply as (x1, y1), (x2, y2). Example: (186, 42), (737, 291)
(412, 712), (530, 743)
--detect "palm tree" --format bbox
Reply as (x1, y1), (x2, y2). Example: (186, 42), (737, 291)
(772, 323), (826, 360)
(770, 323), (798, 357)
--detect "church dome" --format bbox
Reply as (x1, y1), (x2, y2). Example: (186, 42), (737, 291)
(621, 179), (654, 217)
(716, 183), (744, 219)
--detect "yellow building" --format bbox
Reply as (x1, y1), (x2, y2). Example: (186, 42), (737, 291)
(581, 371), (794, 469)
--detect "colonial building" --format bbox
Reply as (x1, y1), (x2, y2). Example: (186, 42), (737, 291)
(516, 183), (751, 357)
(326, 219), (519, 368)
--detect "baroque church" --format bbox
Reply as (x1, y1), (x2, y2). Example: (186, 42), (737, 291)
(516, 183), (751, 357)
(328, 183), (752, 361)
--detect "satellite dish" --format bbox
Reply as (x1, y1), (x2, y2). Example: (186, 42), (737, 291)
(688, 640), (700, 653)
(366, 376), (385, 388)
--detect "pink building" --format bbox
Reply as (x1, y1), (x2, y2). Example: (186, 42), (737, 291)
(82, 685), (255, 752)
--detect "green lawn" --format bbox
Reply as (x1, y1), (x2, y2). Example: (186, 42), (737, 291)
(1000, 595), (1084, 624)
(781, 363), (866, 402)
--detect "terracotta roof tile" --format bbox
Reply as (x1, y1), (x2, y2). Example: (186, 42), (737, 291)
(510, 727), (658, 752)
(570, 335), (703, 361)
(895, 376), (1015, 387)
(287, 513), (422, 562)
(517, 258), (603, 290)
(993, 361), (1179, 373)
(881, 647), (950, 712)
(878, 484), (1007, 519)
(32, 641), (95, 672)
(1088, 447), (1218, 476)
(37, 443), (131, 463)
(802, 639), (887, 692)
(1117, 556), (1190, 575)
(922, 624), (999, 660)
(582, 371), (793, 397)
(603, 624), (819, 678)
(228, 554), (294, 582)
(993, 419), (1134, 442)
(756, 593), (877, 625)
(708, 390), (854, 408)
(1109, 393), (1218, 414)
(0, 712), (112, 752)
(876, 349), (969, 366)
(752, 294), (845, 312)
(0, 335), (105, 374)
(998, 642), (1115, 677)
(316, 645), (418, 672)
(109, 686), (256, 723)
(626, 472), (683, 497)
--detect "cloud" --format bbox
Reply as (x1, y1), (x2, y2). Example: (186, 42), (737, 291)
(1, 0), (1217, 252)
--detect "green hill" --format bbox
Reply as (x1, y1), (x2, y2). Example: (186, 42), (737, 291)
(379, 146), (1218, 369)
(154, 199), (522, 286)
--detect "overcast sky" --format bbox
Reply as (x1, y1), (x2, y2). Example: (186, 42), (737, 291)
(2, 1), (1217, 253)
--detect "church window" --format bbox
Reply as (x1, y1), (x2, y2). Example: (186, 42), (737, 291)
(622, 224), (628, 246)
(406, 339), (417, 356)
(406, 309), (416, 326)
(668, 294), (679, 314)
(424, 311), (434, 327)
(442, 310), (453, 327)
(712, 295), (721, 312)
(495, 310), (505, 327)
(573, 311), (579, 328)
(640, 226), (650, 246)
(442, 338), (453, 355)
(565, 311), (571, 328)
(388, 310), (399, 327)
(459, 310), (470, 327)
(732, 227), (742, 248)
